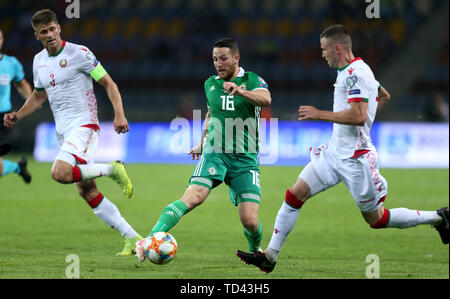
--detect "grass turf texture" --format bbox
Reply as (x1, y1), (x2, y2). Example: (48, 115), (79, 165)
(0, 156), (448, 279)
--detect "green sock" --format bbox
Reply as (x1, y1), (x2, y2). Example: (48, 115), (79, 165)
(243, 220), (263, 253)
(149, 200), (189, 235)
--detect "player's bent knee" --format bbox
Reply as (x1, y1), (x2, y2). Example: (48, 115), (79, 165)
(51, 167), (73, 184)
(290, 179), (311, 203)
(51, 160), (75, 184)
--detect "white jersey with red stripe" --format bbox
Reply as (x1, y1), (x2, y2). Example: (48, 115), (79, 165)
(32, 41), (102, 138)
(328, 57), (380, 159)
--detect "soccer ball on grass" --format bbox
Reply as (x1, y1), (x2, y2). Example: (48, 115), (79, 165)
(143, 232), (178, 265)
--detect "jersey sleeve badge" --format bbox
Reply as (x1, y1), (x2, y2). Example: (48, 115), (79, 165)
(258, 76), (268, 88)
(346, 75), (357, 88)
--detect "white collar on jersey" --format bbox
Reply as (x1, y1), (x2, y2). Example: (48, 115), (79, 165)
(215, 67), (245, 80)
(236, 67), (245, 77)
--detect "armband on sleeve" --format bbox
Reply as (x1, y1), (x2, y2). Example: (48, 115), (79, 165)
(90, 64), (107, 81)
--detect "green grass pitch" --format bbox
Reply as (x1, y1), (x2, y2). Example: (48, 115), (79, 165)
(0, 156), (448, 279)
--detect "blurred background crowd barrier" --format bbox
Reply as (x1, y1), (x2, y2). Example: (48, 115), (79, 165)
(33, 120), (449, 168)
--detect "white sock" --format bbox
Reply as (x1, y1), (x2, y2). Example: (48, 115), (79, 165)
(264, 248), (279, 264)
(387, 208), (441, 229)
(266, 201), (301, 262)
(77, 163), (113, 181)
(92, 197), (139, 239)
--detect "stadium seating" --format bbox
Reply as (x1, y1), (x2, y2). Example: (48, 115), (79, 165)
(1, 0), (447, 121)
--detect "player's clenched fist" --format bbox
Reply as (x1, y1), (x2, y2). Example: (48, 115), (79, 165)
(113, 115), (130, 134)
(3, 112), (18, 128)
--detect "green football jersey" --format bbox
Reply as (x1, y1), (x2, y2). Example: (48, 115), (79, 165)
(203, 67), (269, 156)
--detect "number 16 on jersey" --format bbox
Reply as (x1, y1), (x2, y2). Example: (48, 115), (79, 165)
(221, 95), (235, 111)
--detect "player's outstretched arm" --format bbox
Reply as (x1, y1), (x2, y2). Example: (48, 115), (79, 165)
(298, 101), (368, 126)
(97, 73), (129, 134)
(12, 79), (33, 101)
(3, 88), (47, 128)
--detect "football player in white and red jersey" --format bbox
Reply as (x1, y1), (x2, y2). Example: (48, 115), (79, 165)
(4, 9), (143, 255)
(237, 24), (448, 273)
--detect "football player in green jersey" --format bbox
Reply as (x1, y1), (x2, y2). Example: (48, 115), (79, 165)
(136, 38), (272, 262)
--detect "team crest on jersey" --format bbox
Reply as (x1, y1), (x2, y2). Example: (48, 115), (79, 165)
(208, 167), (217, 175)
(346, 75), (357, 88)
(59, 59), (67, 68)
(239, 83), (247, 90)
(86, 51), (94, 61)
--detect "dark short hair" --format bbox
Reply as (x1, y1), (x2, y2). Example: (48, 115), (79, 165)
(213, 37), (240, 55)
(320, 24), (352, 50)
(31, 9), (59, 31)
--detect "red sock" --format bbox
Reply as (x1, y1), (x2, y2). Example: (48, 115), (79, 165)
(88, 192), (104, 209)
(72, 166), (82, 182)
(370, 208), (390, 229)
(284, 189), (305, 209)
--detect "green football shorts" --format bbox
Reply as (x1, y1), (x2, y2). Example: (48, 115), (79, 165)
(189, 152), (261, 206)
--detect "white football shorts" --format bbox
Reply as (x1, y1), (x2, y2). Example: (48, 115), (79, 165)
(55, 126), (99, 166)
(299, 144), (388, 212)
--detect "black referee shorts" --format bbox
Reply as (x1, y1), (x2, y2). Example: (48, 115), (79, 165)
(0, 111), (13, 156)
